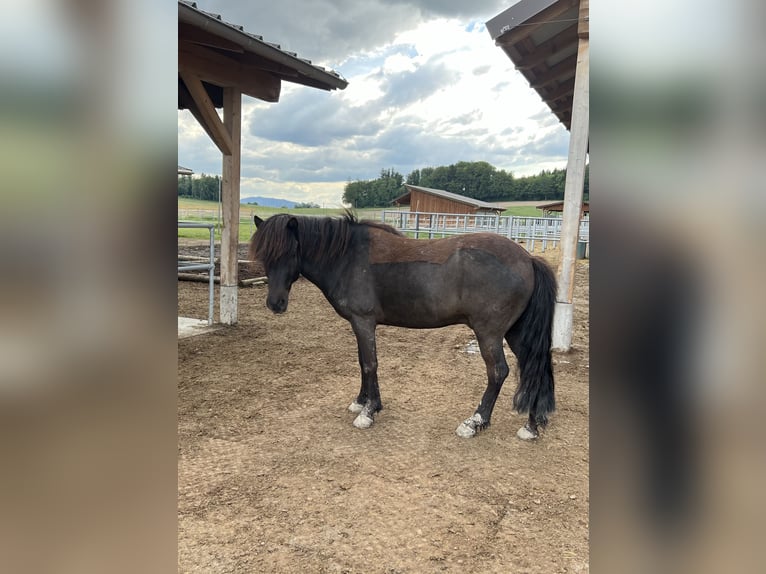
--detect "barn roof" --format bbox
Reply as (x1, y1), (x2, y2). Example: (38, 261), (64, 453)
(395, 185), (504, 213)
(538, 200), (589, 213)
(486, 0), (586, 130)
(178, 0), (348, 109)
(177, 165), (194, 175)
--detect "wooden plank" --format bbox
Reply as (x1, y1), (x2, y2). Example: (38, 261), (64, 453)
(219, 86), (242, 325)
(578, 0), (589, 38)
(529, 53), (577, 89)
(543, 78), (575, 103)
(495, 0), (578, 47)
(549, 96), (574, 114)
(178, 80), (221, 145)
(179, 40), (281, 103)
(179, 22), (245, 53)
(178, 70), (233, 155)
(514, 23), (578, 70)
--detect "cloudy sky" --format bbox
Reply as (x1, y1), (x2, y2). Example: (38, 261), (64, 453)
(178, 0), (570, 207)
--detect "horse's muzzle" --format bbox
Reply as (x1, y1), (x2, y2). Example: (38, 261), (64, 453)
(267, 297), (288, 314)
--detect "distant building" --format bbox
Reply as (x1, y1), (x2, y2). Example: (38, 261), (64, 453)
(537, 201), (589, 217)
(394, 185), (504, 215)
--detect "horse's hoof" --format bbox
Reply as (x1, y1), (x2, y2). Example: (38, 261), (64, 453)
(455, 413), (484, 438)
(455, 422), (476, 438)
(353, 413), (374, 429)
(348, 401), (364, 414)
(516, 424), (538, 441)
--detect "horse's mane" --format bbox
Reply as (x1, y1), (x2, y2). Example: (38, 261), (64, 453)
(249, 211), (402, 269)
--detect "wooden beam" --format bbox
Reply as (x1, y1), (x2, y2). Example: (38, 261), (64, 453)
(219, 86), (242, 325)
(178, 80), (224, 147)
(578, 0), (589, 39)
(552, 33), (589, 352)
(179, 21), (245, 54)
(495, 0), (578, 47)
(179, 40), (281, 102)
(543, 78), (575, 104)
(549, 99), (574, 117)
(530, 53), (577, 89)
(178, 70), (233, 155)
(515, 23), (578, 70)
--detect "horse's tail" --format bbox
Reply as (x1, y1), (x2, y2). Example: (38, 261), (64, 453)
(508, 256), (557, 422)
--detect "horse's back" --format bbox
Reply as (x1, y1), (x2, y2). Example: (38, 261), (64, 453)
(365, 228), (534, 329)
(368, 230), (529, 267)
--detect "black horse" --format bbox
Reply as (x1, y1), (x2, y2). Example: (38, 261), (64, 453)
(250, 213), (557, 439)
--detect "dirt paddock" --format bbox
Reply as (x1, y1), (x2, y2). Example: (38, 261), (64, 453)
(178, 243), (589, 573)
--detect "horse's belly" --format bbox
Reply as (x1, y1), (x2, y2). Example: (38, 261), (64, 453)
(370, 255), (529, 329)
(372, 263), (466, 328)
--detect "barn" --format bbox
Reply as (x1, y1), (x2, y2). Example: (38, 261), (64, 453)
(393, 184), (504, 215)
(538, 200), (589, 217)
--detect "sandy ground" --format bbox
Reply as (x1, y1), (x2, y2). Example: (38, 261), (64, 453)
(178, 244), (589, 573)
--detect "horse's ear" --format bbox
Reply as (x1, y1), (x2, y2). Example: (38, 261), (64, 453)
(254, 215), (264, 228)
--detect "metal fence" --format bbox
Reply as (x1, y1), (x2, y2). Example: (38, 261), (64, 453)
(177, 209), (261, 239)
(178, 221), (215, 325)
(380, 210), (589, 252)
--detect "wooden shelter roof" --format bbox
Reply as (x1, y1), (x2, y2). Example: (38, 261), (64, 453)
(486, 0), (587, 130)
(178, 0), (348, 110)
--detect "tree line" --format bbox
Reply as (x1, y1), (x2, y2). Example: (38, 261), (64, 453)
(179, 162), (590, 209)
(177, 173), (221, 201)
(343, 161), (589, 209)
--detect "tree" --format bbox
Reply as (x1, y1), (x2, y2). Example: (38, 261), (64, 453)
(343, 168), (404, 208)
(341, 162), (588, 207)
(177, 173), (221, 201)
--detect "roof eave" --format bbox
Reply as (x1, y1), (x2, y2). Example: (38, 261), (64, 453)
(178, 2), (348, 92)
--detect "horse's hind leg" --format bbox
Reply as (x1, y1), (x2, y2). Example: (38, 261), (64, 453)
(505, 329), (554, 441)
(456, 334), (509, 438)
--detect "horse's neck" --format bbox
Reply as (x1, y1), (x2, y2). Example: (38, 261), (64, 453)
(297, 223), (356, 299)
(298, 253), (339, 296)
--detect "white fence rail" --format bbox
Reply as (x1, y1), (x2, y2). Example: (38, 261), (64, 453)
(381, 210), (589, 253)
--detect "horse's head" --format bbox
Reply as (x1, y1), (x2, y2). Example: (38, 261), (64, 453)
(253, 215), (301, 314)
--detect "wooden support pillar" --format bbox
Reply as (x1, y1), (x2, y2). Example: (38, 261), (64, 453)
(552, 2), (589, 352)
(220, 87), (242, 325)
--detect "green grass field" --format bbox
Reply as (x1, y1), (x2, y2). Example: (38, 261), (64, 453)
(177, 198), (544, 242)
(501, 205), (544, 217)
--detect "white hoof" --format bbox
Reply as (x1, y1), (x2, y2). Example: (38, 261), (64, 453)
(455, 422), (476, 438)
(353, 413), (374, 429)
(516, 425), (538, 441)
(455, 413), (484, 438)
(348, 401), (364, 414)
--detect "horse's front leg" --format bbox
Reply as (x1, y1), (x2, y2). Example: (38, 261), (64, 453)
(348, 344), (367, 414)
(349, 317), (381, 429)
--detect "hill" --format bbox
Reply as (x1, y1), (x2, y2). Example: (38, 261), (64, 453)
(241, 196), (297, 208)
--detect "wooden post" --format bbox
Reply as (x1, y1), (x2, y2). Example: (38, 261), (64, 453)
(552, 1), (589, 351)
(220, 87), (242, 325)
